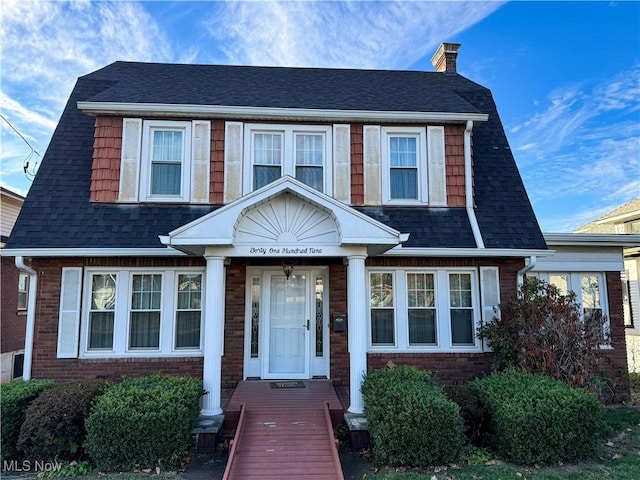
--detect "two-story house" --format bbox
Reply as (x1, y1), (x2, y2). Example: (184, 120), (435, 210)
(1, 187), (27, 382)
(4, 43), (630, 415)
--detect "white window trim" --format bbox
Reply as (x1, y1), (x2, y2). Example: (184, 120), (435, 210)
(79, 267), (205, 358)
(381, 126), (427, 205)
(243, 123), (333, 195)
(139, 120), (193, 202)
(367, 267), (482, 353)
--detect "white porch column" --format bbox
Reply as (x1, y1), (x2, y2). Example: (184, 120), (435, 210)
(347, 254), (367, 414)
(202, 255), (225, 415)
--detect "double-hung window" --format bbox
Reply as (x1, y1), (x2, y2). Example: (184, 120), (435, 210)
(17, 273), (29, 311)
(141, 121), (191, 201)
(369, 268), (482, 351)
(175, 273), (203, 349)
(129, 274), (162, 350)
(407, 273), (437, 345)
(88, 273), (116, 350)
(245, 124), (332, 194)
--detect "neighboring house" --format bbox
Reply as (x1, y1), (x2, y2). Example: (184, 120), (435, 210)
(3, 43), (630, 415)
(1, 186), (27, 383)
(575, 198), (640, 372)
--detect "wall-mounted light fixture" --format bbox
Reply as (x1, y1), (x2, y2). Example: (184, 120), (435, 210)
(282, 259), (295, 280)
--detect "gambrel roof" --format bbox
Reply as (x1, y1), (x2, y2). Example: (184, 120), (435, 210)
(6, 62), (546, 252)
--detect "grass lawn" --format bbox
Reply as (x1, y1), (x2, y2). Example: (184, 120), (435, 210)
(369, 405), (640, 480)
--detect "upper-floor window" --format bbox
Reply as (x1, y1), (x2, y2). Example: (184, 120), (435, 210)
(244, 124), (333, 194)
(17, 272), (29, 310)
(119, 119), (210, 204)
(140, 121), (192, 201)
(380, 126), (446, 205)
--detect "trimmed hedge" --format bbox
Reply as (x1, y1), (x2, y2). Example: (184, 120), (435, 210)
(361, 366), (465, 467)
(0, 379), (54, 462)
(443, 384), (489, 446)
(84, 375), (204, 472)
(18, 379), (107, 461)
(470, 370), (605, 464)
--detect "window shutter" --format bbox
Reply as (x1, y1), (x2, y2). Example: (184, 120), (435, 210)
(427, 126), (446, 205)
(191, 120), (211, 203)
(224, 122), (243, 203)
(333, 124), (351, 203)
(363, 125), (381, 205)
(119, 118), (142, 202)
(57, 267), (83, 358)
(480, 267), (500, 326)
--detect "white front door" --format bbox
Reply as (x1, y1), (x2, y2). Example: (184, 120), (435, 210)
(264, 272), (310, 379)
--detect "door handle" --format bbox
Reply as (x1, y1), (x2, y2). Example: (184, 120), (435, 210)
(304, 319), (310, 330)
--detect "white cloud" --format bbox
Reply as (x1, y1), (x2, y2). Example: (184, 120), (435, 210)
(202, 1), (504, 68)
(511, 64), (640, 232)
(0, 0), (173, 193)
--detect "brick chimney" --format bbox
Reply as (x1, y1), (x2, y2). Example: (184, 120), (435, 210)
(431, 42), (461, 74)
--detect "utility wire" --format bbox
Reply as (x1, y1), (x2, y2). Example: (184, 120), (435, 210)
(1, 113), (41, 181)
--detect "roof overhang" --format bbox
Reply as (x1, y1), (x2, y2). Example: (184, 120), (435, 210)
(384, 246), (553, 258)
(160, 176), (409, 257)
(544, 233), (640, 248)
(0, 248), (184, 258)
(77, 102), (489, 124)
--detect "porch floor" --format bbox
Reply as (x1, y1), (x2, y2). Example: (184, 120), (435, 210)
(222, 380), (344, 479)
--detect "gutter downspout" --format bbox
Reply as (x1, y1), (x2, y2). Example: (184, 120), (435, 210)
(15, 256), (37, 380)
(464, 120), (484, 248)
(516, 255), (537, 290)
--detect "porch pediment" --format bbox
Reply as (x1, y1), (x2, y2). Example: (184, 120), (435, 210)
(160, 176), (407, 256)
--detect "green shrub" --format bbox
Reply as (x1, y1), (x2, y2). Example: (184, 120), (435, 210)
(361, 365), (465, 467)
(471, 370), (605, 464)
(0, 379), (54, 462)
(17, 379), (107, 462)
(477, 277), (608, 395)
(443, 384), (490, 446)
(84, 375), (204, 472)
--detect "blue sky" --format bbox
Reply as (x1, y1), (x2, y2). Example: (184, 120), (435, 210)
(1, 1), (638, 232)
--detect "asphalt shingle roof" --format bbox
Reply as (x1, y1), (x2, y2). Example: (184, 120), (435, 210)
(6, 62), (546, 252)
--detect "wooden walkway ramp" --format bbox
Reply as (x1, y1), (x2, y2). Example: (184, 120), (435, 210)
(222, 380), (344, 480)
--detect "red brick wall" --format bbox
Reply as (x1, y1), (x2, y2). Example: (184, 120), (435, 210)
(28, 257), (205, 382)
(1, 257), (26, 353)
(350, 124), (364, 205)
(329, 263), (349, 384)
(221, 263), (246, 388)
(367, 353), (493, 385)
(602, 271), (630, 401)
